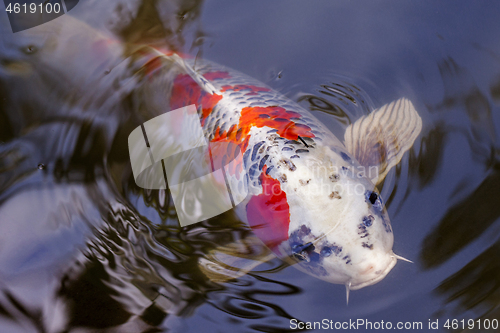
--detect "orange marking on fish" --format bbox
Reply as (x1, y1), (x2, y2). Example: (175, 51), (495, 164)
(239, 106), (315, 141)
(211, 106), (314, 177)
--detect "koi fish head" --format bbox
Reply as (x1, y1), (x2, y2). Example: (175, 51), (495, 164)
(259, 148), (404, 296)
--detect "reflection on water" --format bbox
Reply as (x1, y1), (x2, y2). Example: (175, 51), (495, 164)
(1, 0), (500, 331)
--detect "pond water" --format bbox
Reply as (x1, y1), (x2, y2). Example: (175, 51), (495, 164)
(1, 0), (500, 332)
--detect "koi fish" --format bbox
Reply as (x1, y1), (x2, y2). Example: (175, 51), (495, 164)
(135, 48), (422, 302)
(2, 15), (422, 302)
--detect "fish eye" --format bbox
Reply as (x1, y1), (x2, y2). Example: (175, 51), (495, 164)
(368, 191), (378, 204)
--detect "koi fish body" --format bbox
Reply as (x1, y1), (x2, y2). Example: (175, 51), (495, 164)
(137, 51), (422, 298)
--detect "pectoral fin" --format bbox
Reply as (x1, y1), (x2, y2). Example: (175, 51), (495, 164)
(344, 98), (422, 185)
(198, 236), (276, 283)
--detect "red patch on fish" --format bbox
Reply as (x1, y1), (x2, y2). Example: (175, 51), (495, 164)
(247, 166), (290, 251)
(170, 71), (230, 125)
(220, 84), (271, 96)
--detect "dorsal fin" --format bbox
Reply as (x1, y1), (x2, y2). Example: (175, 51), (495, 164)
(145, 48), (217, 94)
(344, 98), (422, 185)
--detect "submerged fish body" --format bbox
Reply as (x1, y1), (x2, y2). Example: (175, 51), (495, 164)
(137, 51), (422, 292)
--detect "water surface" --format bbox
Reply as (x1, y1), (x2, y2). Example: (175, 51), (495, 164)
(1, 0), (500, 332)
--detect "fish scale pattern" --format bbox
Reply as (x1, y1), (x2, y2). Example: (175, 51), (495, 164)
(181, 59), (334, 189)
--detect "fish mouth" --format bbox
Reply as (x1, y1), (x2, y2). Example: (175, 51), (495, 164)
(349, 256), (397, 291)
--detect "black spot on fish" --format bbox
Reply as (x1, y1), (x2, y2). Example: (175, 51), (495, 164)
(267, 134), (278, 141)
(267, 129), (278, 134)
(282, 147), (293, 152)
(299, 179), (311, 186)
(248, 163), (259, 179)
(284, 140), (299, 145)
(309, 251), (320, 262)
(321, 247), (332, 257)
(363, 215), (374, 227)
(290, 155), (300, 159)
(291, 243), (310, 254)
(295, 149), (309, 154)
(243, 149), (251, 164)
(381, 215), (392, 233)
(358, 224), (369, 238)
(274, 118), (288, 122)
(340, 152), (351, 162)
(252, 141), (266, 161)
(289, 225), (311, 247)
(368, 191), (378, 204)
(291, 242), (315, 261)
(280, 159), (296, 171)
(365, 190), (383, 210)
(329, 174), (340, 182)
(259, 155), (269, 170)
(329, 191), (341, 199)
(320, 243), (342, 258)
(278, 174), (287, 183)
(331, 245), (342, 255)
(265, 166), (274, 175)
(362, 242), (374, 250)
(299, 225), (311, 235)
(219, 122), (227, 134)
(259, 113), (270, 118)
(244, 173), (250, 188)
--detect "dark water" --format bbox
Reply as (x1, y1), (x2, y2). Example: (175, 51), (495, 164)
(1, 0), (500, 332)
